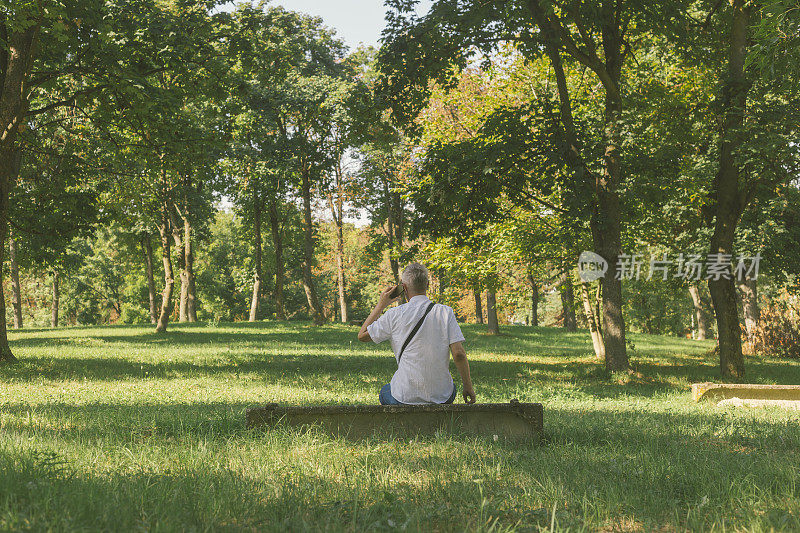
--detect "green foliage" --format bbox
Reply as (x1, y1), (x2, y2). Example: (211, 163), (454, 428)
(623, 276), (694, 336)
(316, 221), (385, 318)
(195, 211), (253, 322)
(11, 113), (104, 272)
(193, 209), (309, 322)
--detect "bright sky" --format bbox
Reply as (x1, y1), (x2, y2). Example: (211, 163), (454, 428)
(221, 1), (434, 50)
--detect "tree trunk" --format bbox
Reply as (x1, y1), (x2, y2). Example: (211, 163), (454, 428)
(528, 273), (539, 327)
(0, 175), (15, 362)
(688, 284), (711, 340)
(300, 168), (325, 325)
(560, 271), (577, 331)
(335, 220), (348, 323)
(526, 0), (628, 371)
(384, 179), (401, 286)
(595, 0), (629, 373)
(184, 215), (197, 322)
(329, 186), (348, 323)
(51, 270), (59, 328)
(593, 78), (628, 370)
(595, 283), (603, 337)
(156, 188), (175, 333)
(393, 191), (405, 303)
(0, 27), (38, 364)
(473, 287), (483, 324)
(709, 0), (750, 379)
(142, 235), (158, 324)
(389, 258), (400, 286)
(738, 277), (759, 339)
(9, 229), (23, 329)
(178, 228), (189, 323)
(175, 216), (188, 323)
(268, 198), (285, 320)
(581, 282), (606, 359)
(249, 200), (263, 322)
(710, 277), (744, 377)
(486, 291), (500, 335)
(171, 186), (196, 324)
(438, 269), (449, 302)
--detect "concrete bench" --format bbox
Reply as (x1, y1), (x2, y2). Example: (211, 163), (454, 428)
(692, 382), (800, 402)
(717, 398), (800, 410)
(246, 400), (543, 442)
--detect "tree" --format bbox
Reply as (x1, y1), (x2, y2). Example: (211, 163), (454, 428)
(275, 63), (349, 324)
(10, 109), (102, 328)
(403, 59), (598, 346)
(222, 4), (305, 322)
(699, 0), (800, 376)
(0, 0), (221, 360)
(425, 233), (505, 335)
(355, 135), (415, 290)
(91, 0), (224, 333)
(688, 284), (713, 340)
(140, 233), (158, 324)
(8, 227), (23, 329)
(321, 60), (373, 323)
(377, 0), (694, 370)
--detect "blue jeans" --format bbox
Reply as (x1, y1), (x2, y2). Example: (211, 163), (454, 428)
(379, 383), (456, 405)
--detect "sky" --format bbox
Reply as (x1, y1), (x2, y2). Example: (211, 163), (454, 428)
(221, 1), (434, 50)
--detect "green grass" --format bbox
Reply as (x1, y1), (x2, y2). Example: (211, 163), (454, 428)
(2, 322), (799, 531)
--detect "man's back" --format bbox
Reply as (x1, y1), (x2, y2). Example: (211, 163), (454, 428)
(358, 261), (475, 405)
(367, 294), (465, 404)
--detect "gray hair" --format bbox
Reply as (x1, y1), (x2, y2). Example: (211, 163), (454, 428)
(401, 262), (430, 294)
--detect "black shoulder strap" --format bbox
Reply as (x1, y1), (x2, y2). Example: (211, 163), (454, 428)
(397, 302), (435, 364)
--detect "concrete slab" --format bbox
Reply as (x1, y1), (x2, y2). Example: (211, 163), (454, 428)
(246, 400), (543, 442)
(692, 382), (800, 402)
(718, 398), (800, 410)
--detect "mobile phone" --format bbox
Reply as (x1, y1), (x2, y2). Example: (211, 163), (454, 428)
(389, 285), (404, 299)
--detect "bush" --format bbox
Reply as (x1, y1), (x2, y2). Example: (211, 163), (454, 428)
(750, 292), (800, 359)
(120, 304), (150, 325)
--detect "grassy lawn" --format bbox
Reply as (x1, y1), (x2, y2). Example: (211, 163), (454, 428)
(2, 322), (799, 531)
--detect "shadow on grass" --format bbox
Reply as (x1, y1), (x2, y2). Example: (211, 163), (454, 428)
(4, 322), (800, 397)
(7, 322), (709, 362)
(0, 353), (394, 382)
(8, 330), (310, 348)
(0, 351), (719, 398)
(3, 324), (800, 529)
(4, 356), (799, 401)
(1, 439), (560, 531)
(8, 322), (602, 354)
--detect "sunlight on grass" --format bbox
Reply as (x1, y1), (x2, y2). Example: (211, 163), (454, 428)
(1, 322), (799, 531)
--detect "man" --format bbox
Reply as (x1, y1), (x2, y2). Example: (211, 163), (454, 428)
(358, 262), (477, 405)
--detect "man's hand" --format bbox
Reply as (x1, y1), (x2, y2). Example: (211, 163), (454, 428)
(377, 285), (401, 310)
(358, 285), (401, 342)
(463, 385), (476, 404)
(450, 342), (475, 404)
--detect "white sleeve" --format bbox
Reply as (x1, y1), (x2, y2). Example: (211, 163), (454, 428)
(367, 310), (393, 344)
(447, 307), (466, 344)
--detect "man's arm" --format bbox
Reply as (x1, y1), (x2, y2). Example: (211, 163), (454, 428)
(358, 285), (399, 342)
(450, 341), (476, 403)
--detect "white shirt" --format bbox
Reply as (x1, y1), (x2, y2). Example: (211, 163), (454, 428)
(367, 294), (465, 404)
